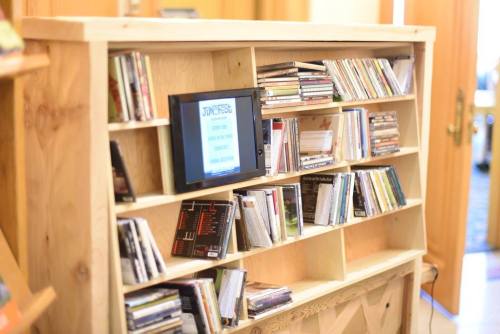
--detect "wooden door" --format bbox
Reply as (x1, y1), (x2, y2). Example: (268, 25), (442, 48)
(402, 0), (479, 314)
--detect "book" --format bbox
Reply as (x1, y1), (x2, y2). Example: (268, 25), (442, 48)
(125, 288), (183, 333)
(298, 114), (344, 167)
(108, 51), (157, 123)
(172, 200), (236, 260)
(197, 267), (246, 327)
(369, 111), (400, 156)
(239, 196), (273, 248)
(164, 279), (222, 334)
(0, 276), (21, 334)
(110, 140), (136, 203)
(108, 56), (129, 122)
(351, 166), (406, 217)
(323, 57), (406, 102)
(117, 217), (167, 285)
(233, 195), (252, 252)
(245, 281), (292, 319)
(257, 61), (326, 72)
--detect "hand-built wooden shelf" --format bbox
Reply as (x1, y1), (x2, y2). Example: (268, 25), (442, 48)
(21, 17), (435, 334)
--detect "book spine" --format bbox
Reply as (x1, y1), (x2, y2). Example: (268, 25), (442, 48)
(134, 52), (151, 120)
(144, 55), (158, 118)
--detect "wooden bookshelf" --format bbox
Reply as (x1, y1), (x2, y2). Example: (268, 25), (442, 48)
(22, 17), (435, 334)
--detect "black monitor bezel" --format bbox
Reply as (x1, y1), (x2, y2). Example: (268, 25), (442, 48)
(169, 88), (265, 194)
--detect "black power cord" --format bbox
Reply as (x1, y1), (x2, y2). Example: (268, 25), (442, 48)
(429, 265), (439, 334)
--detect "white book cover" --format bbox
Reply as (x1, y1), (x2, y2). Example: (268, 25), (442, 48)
(241, 196), (273, 248)
(127, 219), (148, 283)
(135, 218), (159, 279)
(314, 183), (334, 226)
(247, 190), (271, 236)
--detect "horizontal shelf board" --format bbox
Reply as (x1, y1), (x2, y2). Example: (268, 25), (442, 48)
(224, 249), (423, 333)
(115, 147), (418, 213)
(122, 199), (422, 293)
(123, 253), (243, 294)
(0, 54), (49, 79)
(346, 249), (424, 278)
(108, 118), (169, 131)
(350, 146), (419, 165)
(261, 95), (415, 117)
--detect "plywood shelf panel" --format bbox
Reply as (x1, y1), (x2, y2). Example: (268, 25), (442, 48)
(0, 54), (49, 79)
(223, 249), (422, 333)
(122, 199), (422, 293)
(115, 148), (418, 213)
(260, 94), (415, 118)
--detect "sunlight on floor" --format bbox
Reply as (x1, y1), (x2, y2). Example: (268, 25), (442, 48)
(419, 252), (500, 334)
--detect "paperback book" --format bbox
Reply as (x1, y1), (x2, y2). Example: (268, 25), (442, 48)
(172, 200), (236, 260)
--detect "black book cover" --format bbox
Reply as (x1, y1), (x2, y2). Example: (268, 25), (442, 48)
(300, 174), (335, 224)
(162, 282), (208, 334)
(233, 195), (251, 251)
(387, 167), (406, 206)
(110, 140), (136, 203)
(172, 200), (233, 259)
(352, 172), (367, 217)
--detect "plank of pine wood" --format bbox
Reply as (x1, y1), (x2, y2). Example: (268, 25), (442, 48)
(21, 17), (436, 43)
(0, 78), (27, 273)
(23, 41), (109, 334)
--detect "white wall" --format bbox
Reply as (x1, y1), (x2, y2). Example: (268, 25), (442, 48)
(309, 0), (381, 24)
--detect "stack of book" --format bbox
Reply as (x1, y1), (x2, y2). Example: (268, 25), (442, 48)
(172, 200), (236, 260)
(257, 61), (334, 109)
(117, 218), (167, 285)
(299, 114), (344, 169)
(245, 282), (292, 319)
(297, 68), (336, 104)
(323, 58), (403, 101)
(196, 267), (246, 328)
(234, 183), (303, 251)
(342, 108), (370, 161)
(301, 173), (355, 226)
(124, 288), (183, 334)
(352, 165), (406, 217)
(108, 51), (158, 123)
(369, 111), (400, 156)
(164, 279), (222, 333)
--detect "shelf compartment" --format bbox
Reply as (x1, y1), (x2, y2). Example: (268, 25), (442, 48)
(261, 95), (415, 118)
(344, 204), (425, 264)
(108, 118), (169, 132)
(115, 147), (418, 213)
(224, 249), (422, 333)
(110, 127), (164, 196)
(121, 199), (421, 293)
(0, 54), (49, 79)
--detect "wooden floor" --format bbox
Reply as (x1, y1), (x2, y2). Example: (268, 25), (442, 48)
(419, 251), (500, 333)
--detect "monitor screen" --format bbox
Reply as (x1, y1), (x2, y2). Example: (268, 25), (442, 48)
(169, 88), (265, 193)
